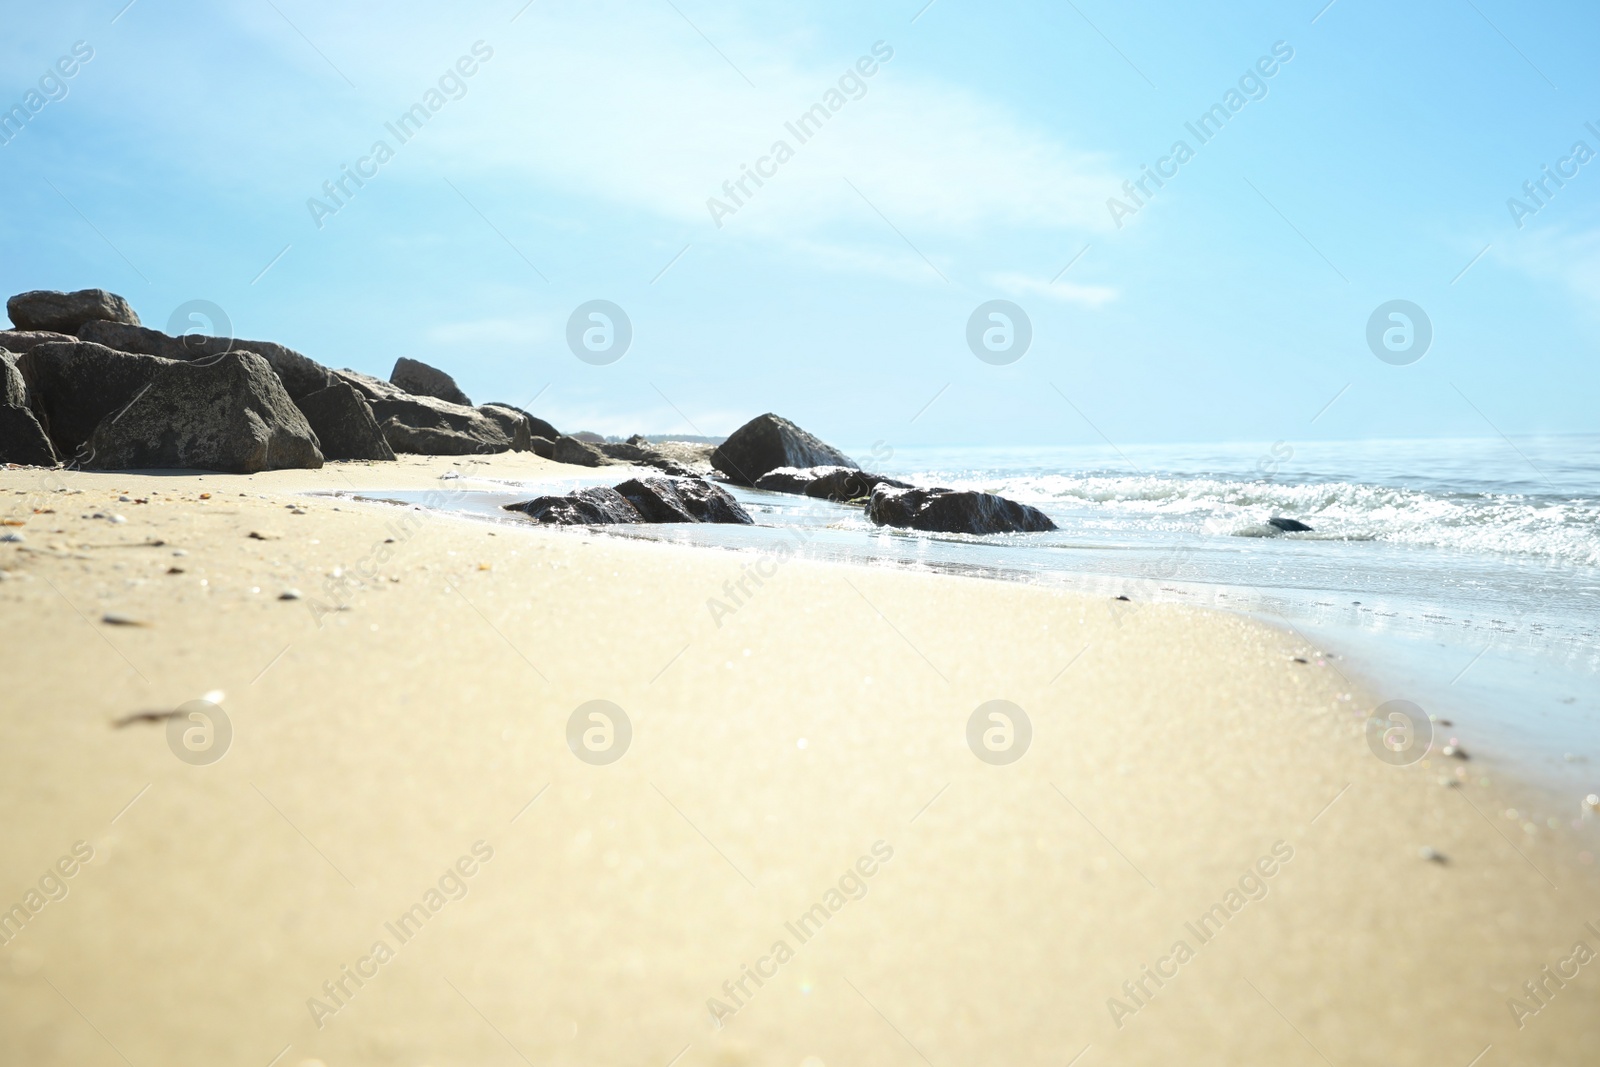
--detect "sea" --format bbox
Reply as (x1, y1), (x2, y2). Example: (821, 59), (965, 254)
(359, 433), (1600, 806)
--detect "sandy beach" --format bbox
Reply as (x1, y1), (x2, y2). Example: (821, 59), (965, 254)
(2, 454), (1596, 1067)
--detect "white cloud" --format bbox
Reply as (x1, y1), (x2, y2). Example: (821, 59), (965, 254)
(986, 270), (1118, 307)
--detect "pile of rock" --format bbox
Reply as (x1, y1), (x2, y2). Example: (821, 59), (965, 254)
(722, 412), (1056, 536)
(0, 288), (577, 473)
(504, 475), (752, 526)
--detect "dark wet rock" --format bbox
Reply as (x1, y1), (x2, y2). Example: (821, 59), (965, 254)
(0, 351), (56, 466)
(8, 289), (139, 334)
(529, 435), (555, 459)
(294, 380), (395, 461)
(391, 357), (471, 406)
(478, 404), (533, 451)
(1267, 517), (1313, 532)
(0, 330), (77, 354)
(16, 341), (175, 460)
(485, 403), (558, 442)
(78, 320), (332, 399)
(866, 485), (1056, 535)
(613, 476), (753, 524)
(711, 413), (856, 486)
(333, 369), (512, 455)
(553, 435), (607, 467)
(83, 351), (323, 473)
(755, 464), (912, 502)
(504, 486), (643, 525)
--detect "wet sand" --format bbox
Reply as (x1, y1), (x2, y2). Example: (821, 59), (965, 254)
(1, 454), (1597, 1066)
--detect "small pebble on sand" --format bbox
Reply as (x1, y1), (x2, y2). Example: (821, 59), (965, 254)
(280, 589), (302, 600)
(1419, 847), (1447, 864)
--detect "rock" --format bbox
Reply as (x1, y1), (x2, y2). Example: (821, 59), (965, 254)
(1267, 517), (1313, 532)
(16, 341), (176, 460)
(485, 403), (558, 442)
(598, 440), (697, 476)
(570, 431), (605, 445)
(478, 404), (533, 451)
(553, 435), (607, 467)
(866, 485), (1056, 535)
(504, 486), (644, 525)
(333, 370), (512, 455)
(528, 435), (555, 459)
(0, 351), (56, 466)
(754, 464), (912, 502)
(293, 380), (395, 461)
(0, 330), (77, 354)
(7, 289), (139, 334)
(78, 320), (331, 400)
(83, 351), (324, 472)
(711, 413), (857, 486)
(597, 440), (654, 462)
(613, 476), (753, 524)
(391, 357), (472, 406)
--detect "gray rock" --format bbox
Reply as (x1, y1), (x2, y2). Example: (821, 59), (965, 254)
(553, 435), (607, 467)
(0, 330), (77, 354)
(866, 485), (1056, 535)
(478, 404), (532, 451)
(485, 403), (558, 442)
(84, 351), (323, 473)
(16, 341), (175, 460)
(598, 440), (696, 476)
(613, 476), (753, 524)
(711, 413), (856, 486)
(391, 357), (471, 406)
(7, 289), (139, 334)
(78, 320), (331, 399)
(294, 380), (395, 461)
(529, 435), (555, 459)
(504, 486), (643, 525)
(0, 351), (56, 466)
(754, 464), (911, 502)
(333, 369), (512, 455)
(1267, 517), (1313, 532)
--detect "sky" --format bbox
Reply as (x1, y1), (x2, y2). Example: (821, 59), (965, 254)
(2, 0), (1597, 451)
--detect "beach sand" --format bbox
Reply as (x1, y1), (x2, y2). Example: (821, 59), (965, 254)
(1, 454), (1596, 1066)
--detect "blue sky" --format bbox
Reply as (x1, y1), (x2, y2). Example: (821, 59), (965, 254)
(2, 0), (1597, 450)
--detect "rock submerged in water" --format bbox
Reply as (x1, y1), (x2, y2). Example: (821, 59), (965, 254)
(711, 413), (857, 486)
(505, 476), (752, 526)
(84, 351), (323, 473)
(1268, 517), (1313, 532)
(0, 350), (57, 467)
(755, 465), (912, 502)
(391, 357), (472, 407)
(867, 484), (1056, 535)
(1235, 517), (1316, 538)
(7, 289), (140, 334)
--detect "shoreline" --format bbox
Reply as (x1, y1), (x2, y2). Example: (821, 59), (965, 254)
(3, 454), (1599, 1065)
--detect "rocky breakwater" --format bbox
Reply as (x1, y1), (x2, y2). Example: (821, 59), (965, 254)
(721, 413), (1055, 536)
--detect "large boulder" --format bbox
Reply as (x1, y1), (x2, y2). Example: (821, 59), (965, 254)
(0, 330), (77, 354)
(553, 435), (607, 467)
(528, 435), (555, 459)
(613, 476), (753, 524)
(16, 341), (175, 460)
(78, 321), (331, 399)
(504, 486), (643, 525)
(478, 404), (532, 451)
(294, 380), (395, 461)
(83, 351), (323, 473)
(7, 289), (139, 334)
(391, 357), (471, 406)
(711, 413), (856, 486)
(485, 403), (558, 442)
(754, 465), (911, 502)
(866, 485), (1056, 535)
(0, 351), (57, 466)
(333, 369), (512, 455)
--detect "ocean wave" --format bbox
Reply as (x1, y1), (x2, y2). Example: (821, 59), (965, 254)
(903, 470), (1600, 567)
